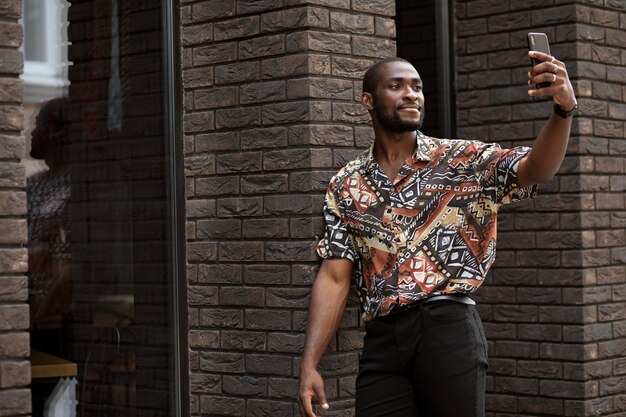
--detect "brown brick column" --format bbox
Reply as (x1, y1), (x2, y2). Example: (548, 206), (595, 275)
(0, 0), (31, 415)
(181, 0), (395, 414)
(456, 1), (626, 416)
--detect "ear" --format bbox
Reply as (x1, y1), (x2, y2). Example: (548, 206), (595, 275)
(361, 92), (374, 111)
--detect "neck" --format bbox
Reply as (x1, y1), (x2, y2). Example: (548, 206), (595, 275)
(372, 127), (417, 165)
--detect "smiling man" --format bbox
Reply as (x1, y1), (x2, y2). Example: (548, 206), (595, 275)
(298, 55), (577, 417)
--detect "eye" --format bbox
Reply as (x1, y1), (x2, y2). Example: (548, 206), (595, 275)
(390, 84), (400, 89)
(413, 85), (423, 92)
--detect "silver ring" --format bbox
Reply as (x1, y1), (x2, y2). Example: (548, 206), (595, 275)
(552, 73), (557, 82)
(550, 56), (555, 64)
(552, 64), (558, 74)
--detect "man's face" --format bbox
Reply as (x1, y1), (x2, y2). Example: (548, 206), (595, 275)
(366, 62), (425, 132)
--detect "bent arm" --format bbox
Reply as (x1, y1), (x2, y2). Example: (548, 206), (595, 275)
(298, 258), (353, 416)
(517, 51), (577, 187)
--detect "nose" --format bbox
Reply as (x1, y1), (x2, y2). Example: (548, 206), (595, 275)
(403, 86), (418, 102)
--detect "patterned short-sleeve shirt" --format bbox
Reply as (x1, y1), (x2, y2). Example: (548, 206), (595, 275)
(316, 131), (537, 322)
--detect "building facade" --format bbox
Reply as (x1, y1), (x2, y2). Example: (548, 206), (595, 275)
(1, 0), (625, 416)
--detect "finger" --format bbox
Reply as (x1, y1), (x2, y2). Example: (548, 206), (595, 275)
(528, 72), (558, 88)
(299, 392), (317, 417)
(528, 50), (553, 63)
(313, 384), (329, 411)
(529, 61), (560, 78)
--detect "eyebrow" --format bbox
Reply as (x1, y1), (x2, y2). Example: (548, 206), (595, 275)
(388, 77), (422, 83)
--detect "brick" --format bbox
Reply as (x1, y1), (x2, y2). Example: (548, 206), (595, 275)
(262, 101), (331, 124)
(183, 67), (214, 88)
(185, 154), (215, 177)
(199, 308), (243, 328)
(216, 151), (262, 174)
(197, 264), (241, 285)
(241, 174), (288, 194)
(330, 56), (374, 78)
(242, 219), (289, 239)
(0, 105), (22, 131)
(189, 374), (221, 394)
(218, 197), (263, 217)
(518, 324), (562, 342)
(563, 324), (610, 345)
(0, 360), (29, 388)
(0, 332), (28, 357)
(188, 285), (218, 306)
(266, 241), (316, 262)
(330, 12), (374, 34)
(245, 309), (291, 330)
(240, 81), (286, 104)
(262, 54), (331, 79)
(0, 135), (24, 159)
(244, 264), (290, 285)
(0, 389), (30, 416)
(239, 34), (285, 59)
(219, 242), (264, 262)
(0, 248), (26, 273)
(494, 377), (538, 395)
(563, 286), (612, 305)
(495, 341), (538, 358)
(264, 148), (331, 170)
(241, 127), (287, 149)
(197, 219), (241, 239)
(287, 31), (351, 54)
(264, 194), (320, 215)
(246, 399), (292, 417)
(564, 361), (613, 381)
(195, 132), (240, 152)
(261, 7), (329, 32)
(200, 395), (245, 415)
(196, 177), (239, 197)
(266, 287), (310, 308)
(181, 23), (212, 46)
(267, 333), (305, 353)
(221, 330), (266, 351)
(184, 111), (214, 133)
(492, 305), (537, 323)
(540, 343), (597, 361)
(0, 50), (22, 74)
(0, 219), (25, 244)
(317, 352), (360, 376)
(288, 77), (352, 100)
(290, 171), (334, 193)
(215, 16), (259, 40)
(0, 1), (21, 19)
(0, 304), (27, 331)
(539, 305), (597, 324)
(194, 86), (238, 109)
(215, 61), (260, 84)
(540, 379), (598, 399)
(0, 78), (22, 102)
(599, 339), (626, 359)
(223, 375), (267, 396)
(215, 107), (261, 129)
(0, 277), (26, 302)
(246, 354), (292, 376)
(189, 330), (220, 349)
(237, 0), (283, 14)
(289, 124), (353, 146)
(351, 35), (395, 58)
(192, 0), (235, 22)
(517, 360), (562, 379)
(269, 377), (299, 398)
(518, 397), (563, 416)
(352, 0), (394, 16)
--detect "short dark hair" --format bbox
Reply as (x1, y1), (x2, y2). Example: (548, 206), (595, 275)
(362, 57), (413, 95)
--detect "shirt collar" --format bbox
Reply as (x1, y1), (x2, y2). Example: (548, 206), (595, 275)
(363, 130), (432, 173)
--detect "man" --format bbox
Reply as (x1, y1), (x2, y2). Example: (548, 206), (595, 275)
(298, 51), (577, 417)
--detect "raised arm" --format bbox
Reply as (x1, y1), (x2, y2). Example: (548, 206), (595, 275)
(517, 51), (577, 187)
(298, 258), (354, 417)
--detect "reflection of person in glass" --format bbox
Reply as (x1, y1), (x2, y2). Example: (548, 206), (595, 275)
(27, 97), (72, 354)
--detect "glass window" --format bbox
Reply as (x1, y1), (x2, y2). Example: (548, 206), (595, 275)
(22, 1), (182, 416)
(396, 0), (455, 138)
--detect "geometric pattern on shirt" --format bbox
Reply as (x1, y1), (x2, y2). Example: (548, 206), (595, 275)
(316, 131), (537, 322)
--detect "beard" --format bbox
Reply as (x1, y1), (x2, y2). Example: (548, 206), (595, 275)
(373, 100), (425, 133)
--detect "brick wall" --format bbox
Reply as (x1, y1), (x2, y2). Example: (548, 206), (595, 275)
(455, 1), (626, 416)
(181, 0), (396, 414)
(0, 0), (31, 416)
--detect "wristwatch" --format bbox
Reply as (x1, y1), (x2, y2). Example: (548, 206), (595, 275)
(553, 101), (578, 118)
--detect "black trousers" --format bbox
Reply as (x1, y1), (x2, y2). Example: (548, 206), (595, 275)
(355, 301), (489, 417)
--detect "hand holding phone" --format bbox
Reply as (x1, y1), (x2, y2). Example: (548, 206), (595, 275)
(527, 32), (552, 89)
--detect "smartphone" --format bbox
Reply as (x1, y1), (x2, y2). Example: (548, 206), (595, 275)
(527, 32), (551, 89)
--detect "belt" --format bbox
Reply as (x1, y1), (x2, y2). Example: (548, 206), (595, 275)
(392, 294), (475, 314)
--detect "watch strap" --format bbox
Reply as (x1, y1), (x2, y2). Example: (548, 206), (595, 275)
(554, 102), (578, 118)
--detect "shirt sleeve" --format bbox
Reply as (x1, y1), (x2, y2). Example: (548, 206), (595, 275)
(315, 179), (357, 262)
(474, 143), (538, 205)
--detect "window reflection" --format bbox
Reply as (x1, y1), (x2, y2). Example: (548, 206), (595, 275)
(23, 2), (175, 416)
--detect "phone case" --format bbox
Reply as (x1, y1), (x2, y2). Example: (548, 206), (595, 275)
(527, 32), (552, 89)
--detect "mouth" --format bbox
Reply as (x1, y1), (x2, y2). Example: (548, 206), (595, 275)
(398, 105), (422, 113)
